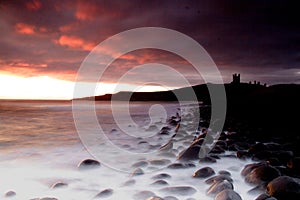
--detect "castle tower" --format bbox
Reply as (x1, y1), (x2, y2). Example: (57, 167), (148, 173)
(232, 73), (240, 84)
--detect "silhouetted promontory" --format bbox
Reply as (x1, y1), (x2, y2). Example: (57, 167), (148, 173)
(76, 79), (300, 136)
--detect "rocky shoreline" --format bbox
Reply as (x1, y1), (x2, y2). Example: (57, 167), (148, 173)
(3, 104), (300, 200)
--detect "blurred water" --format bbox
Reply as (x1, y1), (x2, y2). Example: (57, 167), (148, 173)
(0, 100), (255, 200)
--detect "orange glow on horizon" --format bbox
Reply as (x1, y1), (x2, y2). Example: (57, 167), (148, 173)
(0, 74), (171, 100)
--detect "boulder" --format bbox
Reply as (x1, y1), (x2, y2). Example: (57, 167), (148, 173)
(150, 180), (169, 186)
(245, 165), (280, 185)
(241, 162), (267, 176)
(287, 157), (300, 173)
(78, 159), (100, 170)
(131, 168), (144, 176)
(215, 189), (242, 200)
(205, 175), (233, 184)
(94, 189), (113, 198)
(193, 167), (215, 178)
(267, 176), (300, 199)
(178, 145), (200, 161)
(160, 186), (197, 196)
(51, 182), (68, 189)
(167, 163), (195, 169)
(255, 193), (277, 200)
(151, 173), (171, 180)
(207, 180), (233, 196)
(133, 191), (156, 200)
(5, 191), (16, 197)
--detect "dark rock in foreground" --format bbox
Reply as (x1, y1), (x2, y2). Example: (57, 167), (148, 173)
(78, 159), (101, 170)
(267, 176), (300, 199)
(5, 191), (16, 197)
(207, 180), (233, 196)
(215, 189), (242, 200)
(193, 166), (215, 178)
(160, 186), (197, 196)
(245, 165), (280, 185)
(94, 189), (113, 199)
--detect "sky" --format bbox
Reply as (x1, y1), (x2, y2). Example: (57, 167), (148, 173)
(0, 0), (299, 99)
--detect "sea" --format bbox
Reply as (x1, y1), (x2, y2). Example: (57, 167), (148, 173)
(0, 100), (256, 200)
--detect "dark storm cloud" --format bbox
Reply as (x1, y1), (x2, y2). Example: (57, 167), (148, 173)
(0, 0), (299, 84)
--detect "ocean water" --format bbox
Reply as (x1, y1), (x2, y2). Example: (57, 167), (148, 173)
(0, 100), (256, 200)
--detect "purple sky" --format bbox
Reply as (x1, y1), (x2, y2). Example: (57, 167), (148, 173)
(0, 0), (299, 98)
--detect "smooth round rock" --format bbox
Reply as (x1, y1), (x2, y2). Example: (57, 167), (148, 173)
(133, 191), (156, 200)
(51, 182), (68, 189)
(78, 159), (100, 170)
(205, 175), (233, 184)
(94, 189), (113, 198)
(193, 167), (215, 178)
(267, 176), (300, 199)
(131, 168), (144, 176)
(151, 173), (172, 180)
(5, 191), (16, 197)
(215, 189), (242, 200)
(150, 180), (169, 186)
(160, 186), (197, 196)
(245, 165), (280, 184)
(207, 180), (233, 196)
(121, 179), (136, 187)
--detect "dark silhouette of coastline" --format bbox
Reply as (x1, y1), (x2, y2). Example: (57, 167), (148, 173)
(75, 75), (300, 137)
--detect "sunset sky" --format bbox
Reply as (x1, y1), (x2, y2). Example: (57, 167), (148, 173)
(0, 0), (299, 99)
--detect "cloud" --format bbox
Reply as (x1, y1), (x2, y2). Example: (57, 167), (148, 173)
(15, 23), (36, 35)
(0, 0), (299, 88)
(56, 35), (95, 51)
(75, 0), (123, 21)
(25, 0), (42, 11)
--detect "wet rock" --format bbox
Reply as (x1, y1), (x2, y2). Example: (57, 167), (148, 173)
(199, 156), (217, 163)
(78, 159), (100, 170)
(151, 173), (171, 180)
(131, 160), (148, 168)
(149, 159), (171, 166)
(94, 189), (113, 199)
(237, 150), (251, 159)
(5, 191), (16, 197)
(219, 170), (231, 176)
(287, 157), (300, 173)
(167, 163), (195, 169)
(131, 168), (144, 176)
(121, 179), (136, 187)
(215, 189), (242, 200)
(146, 196), (164, 200)
(51, 182), (68, 189)
(150, 180), (169, 186)
(248, 184), (267, 195)
(252, 151), (273, 161)
(245, 165), (280, 185)
(207, 180), (233, 196)
(157, 152), (177, 158)
(178, 145), (200, 161)
(160, 186), (197, 196)
(241, 162), (267, 176)
(163, 196), (179, 200)
(159, 126), (171, 135)
(271, 151), (293, 164)
(133, 191), (156, 200)
(205, 175), (233, 184)
(249, 143), (268, 154)
(210, 145), (225, 154)
(255, 193), (277, 200)
(159, 140), (173, 152)
(267, 176), (300, 199)
(193, 167), (215, 178)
